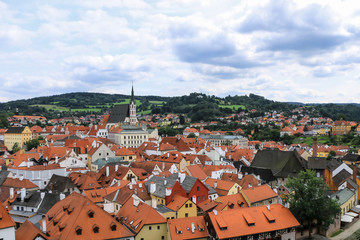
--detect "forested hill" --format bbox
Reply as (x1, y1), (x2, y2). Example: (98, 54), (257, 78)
(0, 92), (360, 122)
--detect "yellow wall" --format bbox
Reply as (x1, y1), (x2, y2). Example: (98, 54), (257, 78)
(340, 194), (356, 215)
(317, 151), (329, 158)
(176, 199), (197, 218)
(136, 223), (167, 240)
(227, 183), (241, 195)
(161, 211), (176, 221)
(4, 126), (32, 149)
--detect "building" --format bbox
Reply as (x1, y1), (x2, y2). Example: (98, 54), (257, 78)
(200, 134), (248, 148)
(106, 86), (138, 130)
(108, 125), (149, 148)
(4, 126), (32, 150)
(167, 216), (208, 240)
(0, 202), (15, 240)
(332, 121), (351, 136)
(208, 204), (300, 240)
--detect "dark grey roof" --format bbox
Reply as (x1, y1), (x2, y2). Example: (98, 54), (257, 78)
(237, 165), (276, 183)
(327, 159), (343, 172)
(107, 104), (130, 124)
(351, 206), (360, 213)
(169, 173), (198, 194)
(155, 204), (174, 214)
(0, 170), (10, 185)
(144, 176), (178, 198)
(13, 192), (42, 208)
(6, 127), (25, 134)
(347, 178), (359, 190)
(37, 192), (68, 215)
(44, 174), (77, 193)
(342, 154), (360, 163)
(308, 157), (327, 170)
(204, 183), (217, 194)
(250, 149), (307, 178)
(333, 169), (351, 186)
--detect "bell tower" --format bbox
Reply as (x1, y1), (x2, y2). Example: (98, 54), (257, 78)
(129, 82), (137, 125)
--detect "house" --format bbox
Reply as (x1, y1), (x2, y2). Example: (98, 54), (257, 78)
(331, 188), (356, 216)
(212, 193), (249, 211)
(4, 126), (32, 150)
(183, 127), (199, 137)
(241, 184), (278, 207)
(207, 204), (300, 240)
(108, 125), (149, 148)
(249, 149), (307, 186)
(166, 195), (197, 219)
(205, 178), (241, 196)
(0, 202), (15, 240)
(117, 197), (167, 240)
(15, 220), (48, 240)
(87, 141), (115, 166)
(167, 216), (208, 240)
(332, 120), (351, 135)
(44, 192), (134, 239)
(44, 174), (80, 194)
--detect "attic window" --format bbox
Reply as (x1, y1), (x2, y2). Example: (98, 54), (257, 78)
(93, 224), (99, 233)
(75, 226), (82, 235)
(175, 226), (182, 234)
(59, 223), (67, 232)
(110, 222), (117, 231)
(67, 206), (74, 214)
(88, 210), (95, 218)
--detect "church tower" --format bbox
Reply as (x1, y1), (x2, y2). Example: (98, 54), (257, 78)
(129, 83), (137, 125)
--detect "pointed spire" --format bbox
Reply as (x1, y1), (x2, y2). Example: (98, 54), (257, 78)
(131, 81), (135, 104)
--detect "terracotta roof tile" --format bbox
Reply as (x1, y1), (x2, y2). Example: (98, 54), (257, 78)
(168, 216), (209, 240)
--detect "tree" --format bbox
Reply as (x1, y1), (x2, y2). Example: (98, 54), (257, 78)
(26, 139), (40, 151)
(284, 170), (341, 238)
(12, 143), (21, 153)
(187, 133), (196, 138)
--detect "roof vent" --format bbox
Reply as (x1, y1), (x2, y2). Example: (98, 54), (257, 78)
(88, 209), (94, 218)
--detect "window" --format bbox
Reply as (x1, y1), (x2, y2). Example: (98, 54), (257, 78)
(161, 236), (164, 240)
(157, 226), (160, 230)
(185, 204), (188, 208)
(149, 226), (152, 230)
(189, 203), (192, 208)
(185, 213), (188, 217)
(197, 186), (200, 191)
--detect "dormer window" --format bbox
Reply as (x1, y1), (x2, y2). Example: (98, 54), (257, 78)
(93, 224), (99, 233)
(88, 210), (94, 218)
(75, 226), (82, 235)
(110, 222), (117, 231)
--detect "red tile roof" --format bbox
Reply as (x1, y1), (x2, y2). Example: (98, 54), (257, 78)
(0, 201), (15, 229)
(168, 216), (209, 240)
(242, 184), (277, 204)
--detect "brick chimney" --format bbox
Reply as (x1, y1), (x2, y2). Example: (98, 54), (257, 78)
(312, 137), (318, 157)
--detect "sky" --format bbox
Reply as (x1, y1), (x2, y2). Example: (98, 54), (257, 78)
(1, 0), (360, 103)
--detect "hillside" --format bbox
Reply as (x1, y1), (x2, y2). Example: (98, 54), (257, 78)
(1, 92), (360, 122)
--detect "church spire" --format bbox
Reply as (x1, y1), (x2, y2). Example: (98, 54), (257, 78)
(131, 81), (135, 104)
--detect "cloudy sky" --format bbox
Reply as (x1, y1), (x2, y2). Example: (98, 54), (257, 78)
(1, 0), (360, 103)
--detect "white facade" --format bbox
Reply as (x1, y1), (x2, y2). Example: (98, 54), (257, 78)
(0, 227), (15, 240)
(8, 167), (67, 189)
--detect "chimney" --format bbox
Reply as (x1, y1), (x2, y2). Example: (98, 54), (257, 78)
(117, 180), (121, 187)
(27, 161), (31, 168)
(152, 198), (157, 208)
(179, 173), (186, 183)
(138, 182), (142, 188)
(133, 197), (140, 207)
(20, 175), (24, 181)
(20, 188), (26, 202)
(191, 222), (195, 233)
(214, 181), (217, 189)
(129, 184), (133, 190)
(9, 188), (14, 199)
(42, 215), (47, 234)
(192, 195), (196, 204)
(106, 166), (109, 177)
(41, 192), (45, 199)
(353, 164), (357, 183)
(150, 182), (156, 194)
(312, 137), (318, 157)
(213, 209), (218, 216)
(248, 183), (252, 188)
(115, 165), (119, 172)
(238, 173), (243, 180)
(131, 178), (136, 185)
(55, 156), (58, 163)
(165, 187), (172, 196)
(60, 193), (65, 201)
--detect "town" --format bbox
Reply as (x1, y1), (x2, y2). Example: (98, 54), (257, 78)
(0, 87), (359, 240)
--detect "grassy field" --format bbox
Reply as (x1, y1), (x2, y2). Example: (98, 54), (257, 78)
(31, 104), (69, 111)
(70, 108), (102, 112)
(219, 104), (246, 110)
(138, 110), (152, 115)
(292, 136), (331, 146)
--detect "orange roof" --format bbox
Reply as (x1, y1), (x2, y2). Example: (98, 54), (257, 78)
(83, 186), (123, 203)
(184, 128), (199, 133)
(15, 220), (48, 240)
(45, 192), (134, 239)
(186, 165), (207, 181)
(166, 195), (191, 211)
(168, 216), (209, 240)
(242, 184), (277, 204)
(205, 178), (237, 196)
(114, 147), (136, 156)
(209, 204), (300, 239)
(214, 193), (249, 211)
(2, 177), (39, 190)
(0, 201), (15, 229)
(117, 197), (166, 233)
